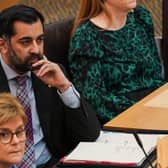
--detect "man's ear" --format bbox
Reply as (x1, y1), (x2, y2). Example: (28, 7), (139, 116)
(0, 38), (8, 54)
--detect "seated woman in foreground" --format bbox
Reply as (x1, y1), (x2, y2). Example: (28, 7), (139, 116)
(0, 93), (27, 168)
(68, 0), (165, 125)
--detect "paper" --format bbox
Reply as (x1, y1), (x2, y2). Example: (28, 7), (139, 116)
(64, 142), (143, 166)
(144, 89), (168, 108)
(62, 131), (165, 166)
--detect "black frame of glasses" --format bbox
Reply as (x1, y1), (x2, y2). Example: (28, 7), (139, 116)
(0, 128), (26, 144)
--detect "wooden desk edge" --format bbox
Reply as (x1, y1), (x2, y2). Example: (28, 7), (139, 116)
(103, 83), (168, 133)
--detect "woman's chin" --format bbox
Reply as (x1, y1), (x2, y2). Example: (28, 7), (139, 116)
(9, 152), (24, 164)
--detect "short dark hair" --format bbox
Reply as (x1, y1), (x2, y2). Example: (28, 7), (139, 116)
(0, 4), (44, 39)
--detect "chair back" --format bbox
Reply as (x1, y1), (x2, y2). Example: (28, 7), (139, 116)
(44, 18), (74, 74)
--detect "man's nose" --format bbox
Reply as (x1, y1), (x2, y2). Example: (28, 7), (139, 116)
(30, 41), (40, 54)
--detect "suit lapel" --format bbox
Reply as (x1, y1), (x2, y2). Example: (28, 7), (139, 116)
(31, 73), (52, 138)
(0, 63), (10, 92)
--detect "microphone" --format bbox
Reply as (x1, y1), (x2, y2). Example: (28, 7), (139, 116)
(133, 133), (154, 168)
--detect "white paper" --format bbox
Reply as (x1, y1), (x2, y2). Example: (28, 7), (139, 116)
(65, 142), (145, 164)
(64, 131), (165, 166)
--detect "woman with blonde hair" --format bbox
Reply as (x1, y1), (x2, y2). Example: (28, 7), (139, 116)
(0, 93), (27, 168)
(68, 0), (165, 124)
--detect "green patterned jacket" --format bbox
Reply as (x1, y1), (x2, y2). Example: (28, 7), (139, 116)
(68, 6), (165, 124)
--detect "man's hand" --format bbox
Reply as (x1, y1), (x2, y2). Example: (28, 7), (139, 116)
(32, 57), (72, 92)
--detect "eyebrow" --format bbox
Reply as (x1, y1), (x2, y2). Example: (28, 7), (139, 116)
(18, 34), (45, 41)
(0, 125), (25, 132)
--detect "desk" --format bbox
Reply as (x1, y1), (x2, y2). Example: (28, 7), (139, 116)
(103, 83), (168, 133)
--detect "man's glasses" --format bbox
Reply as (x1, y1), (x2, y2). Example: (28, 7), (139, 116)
(0, 127), (26, 144)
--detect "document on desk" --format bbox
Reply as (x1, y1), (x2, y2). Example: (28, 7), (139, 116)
(144, 89), (168, 108)
(60, 131), (165, 167)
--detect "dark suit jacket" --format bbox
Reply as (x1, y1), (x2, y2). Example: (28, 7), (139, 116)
(0, 63), (100, 159)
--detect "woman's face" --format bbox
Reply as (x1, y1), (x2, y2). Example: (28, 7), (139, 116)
(104, 0), (137, 12)
(0, 116), (26, 168)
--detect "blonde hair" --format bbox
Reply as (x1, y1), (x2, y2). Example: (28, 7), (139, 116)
(72, 0), (105, 36)
(0, 93), (27, 125)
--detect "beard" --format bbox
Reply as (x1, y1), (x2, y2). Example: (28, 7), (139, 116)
(7, 46), (43, 74)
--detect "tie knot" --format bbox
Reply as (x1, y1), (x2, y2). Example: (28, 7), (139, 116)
(15, 75), (28, 86)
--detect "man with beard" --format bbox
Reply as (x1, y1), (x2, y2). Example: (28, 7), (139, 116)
(0, 5), (100, 168)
